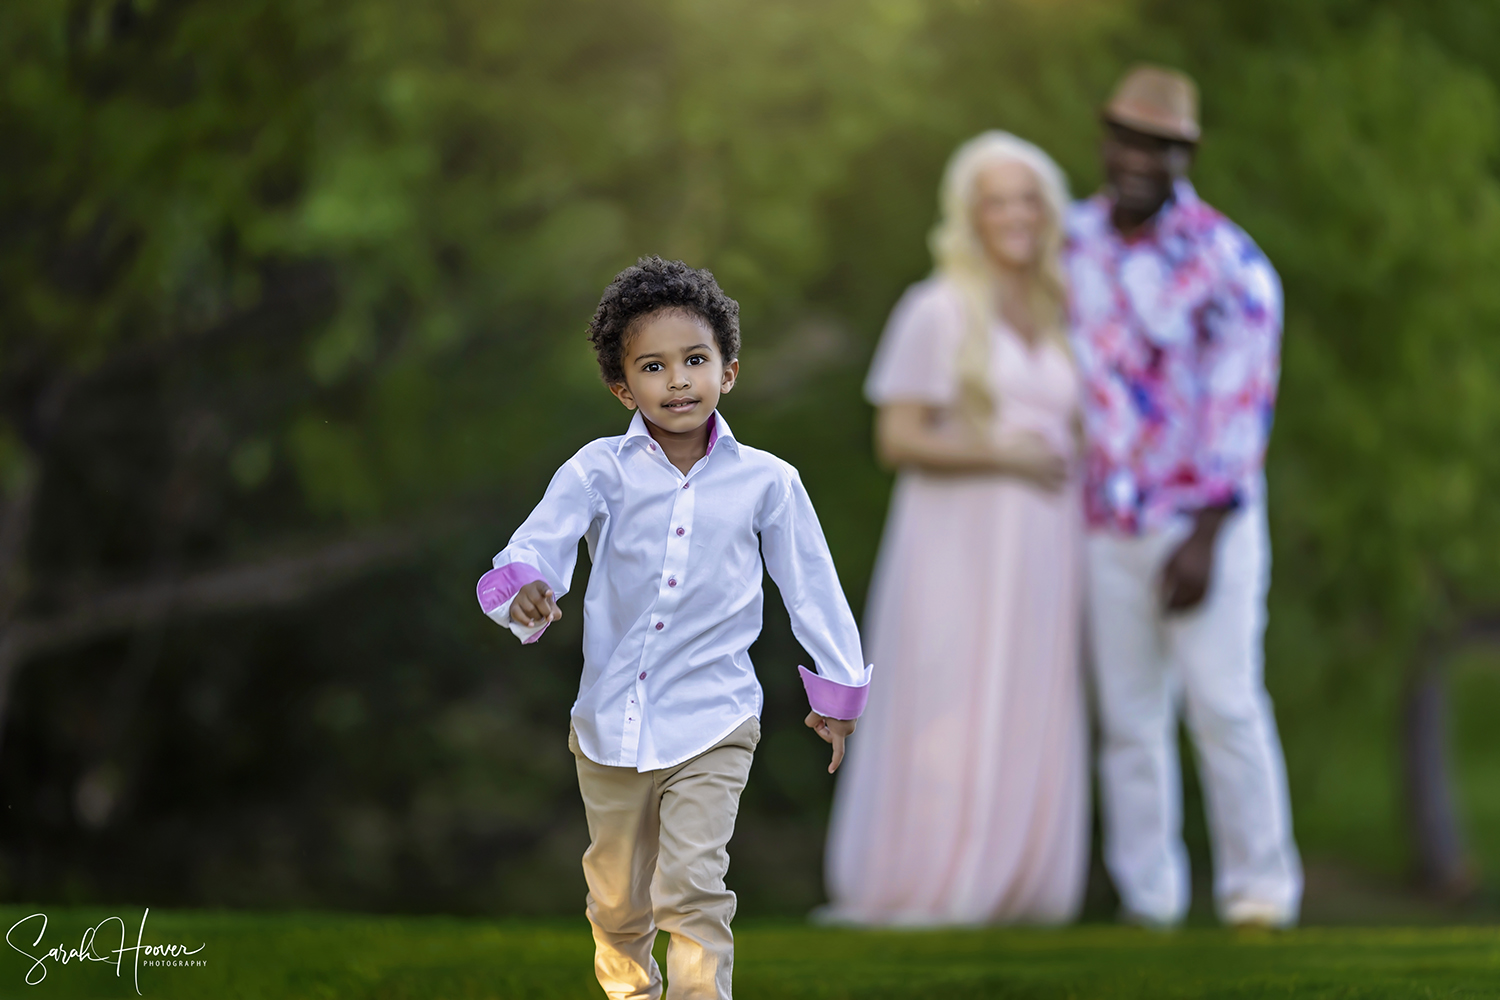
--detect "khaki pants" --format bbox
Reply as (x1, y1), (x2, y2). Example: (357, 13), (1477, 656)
(570, 717), (760, 1000)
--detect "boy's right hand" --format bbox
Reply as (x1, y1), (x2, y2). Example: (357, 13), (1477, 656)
(510, 580), (562, 628)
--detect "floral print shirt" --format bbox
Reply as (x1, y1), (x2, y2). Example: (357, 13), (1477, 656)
(1065, 180), (1282, 534)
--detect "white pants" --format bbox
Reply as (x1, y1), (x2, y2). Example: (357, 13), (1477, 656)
(1085, 504), (1301, 925)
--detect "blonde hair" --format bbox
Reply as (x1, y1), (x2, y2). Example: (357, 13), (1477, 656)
(929, 131), (1070, 434)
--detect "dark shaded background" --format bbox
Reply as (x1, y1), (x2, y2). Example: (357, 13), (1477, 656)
(5, 0), (1500, 921)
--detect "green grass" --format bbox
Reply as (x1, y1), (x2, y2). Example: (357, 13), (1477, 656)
(1, 907), (1498, 999)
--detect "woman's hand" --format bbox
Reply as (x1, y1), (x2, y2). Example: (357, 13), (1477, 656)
(509, 580), (562, 628)
(806, 712), (858, 773)
(876, 404), (1069, 489)
(994, 430), (1069, 492)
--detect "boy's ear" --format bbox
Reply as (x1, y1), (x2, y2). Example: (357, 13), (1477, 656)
(720, 359), (739, 394)
(608, 381), (637, 410)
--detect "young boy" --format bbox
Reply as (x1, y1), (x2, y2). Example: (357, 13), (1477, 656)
(476, 257), (871, 1000)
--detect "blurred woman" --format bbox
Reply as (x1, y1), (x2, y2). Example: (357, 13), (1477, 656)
(822, 132), (1087, 925)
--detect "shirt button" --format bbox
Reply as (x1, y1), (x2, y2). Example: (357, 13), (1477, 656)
(668, 578), (677, 587)
(654, 622), (663, 631)
(649, 443), (657, 451)
(676, 527), (685, 536)
(682, 482), (690, 489)
(639, 672), (647, 680)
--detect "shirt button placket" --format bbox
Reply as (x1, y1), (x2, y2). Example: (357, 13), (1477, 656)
(650, 472), (695, 656)
(622, 688), (642, 761)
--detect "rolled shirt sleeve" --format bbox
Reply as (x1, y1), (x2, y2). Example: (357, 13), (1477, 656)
(477, 458), (600, 644)
(759, 466), (873, 719)
(1192, 233), (1283, 511)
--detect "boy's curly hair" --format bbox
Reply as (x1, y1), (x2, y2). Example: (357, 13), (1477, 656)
(587, 256), (741, 385)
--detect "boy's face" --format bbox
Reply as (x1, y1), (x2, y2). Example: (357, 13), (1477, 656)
(610, 309), (737, 435)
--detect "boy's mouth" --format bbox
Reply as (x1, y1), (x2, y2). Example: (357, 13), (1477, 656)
(662, 397), (699, 414)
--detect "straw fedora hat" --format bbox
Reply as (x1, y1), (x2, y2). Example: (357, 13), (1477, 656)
(1103, 64), (1200, 144)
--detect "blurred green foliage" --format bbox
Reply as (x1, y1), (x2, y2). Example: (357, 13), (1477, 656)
(5, 0), (1500, 915)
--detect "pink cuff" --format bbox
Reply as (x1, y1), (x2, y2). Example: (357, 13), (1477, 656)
(477, 563), (550, 644)
(798, 665), (871, 720)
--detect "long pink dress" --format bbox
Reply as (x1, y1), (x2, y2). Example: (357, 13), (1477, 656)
(823, 277), (1089, 925)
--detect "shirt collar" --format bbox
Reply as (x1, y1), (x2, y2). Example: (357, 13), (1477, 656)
(616, 409), (740, 457)
(1093, 177), (1200, 245)
(1156, 178), (1200, 236)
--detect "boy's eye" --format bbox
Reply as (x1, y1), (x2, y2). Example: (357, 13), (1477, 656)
(642, 362), (664, 373)
(686, 355), (706, 366)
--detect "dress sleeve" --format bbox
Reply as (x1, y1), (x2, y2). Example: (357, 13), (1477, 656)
(863, 281), (963, 408)
(759, 467), (872, 719)
(1193, 231), (1283, 509)
(476, 458), (601, 644)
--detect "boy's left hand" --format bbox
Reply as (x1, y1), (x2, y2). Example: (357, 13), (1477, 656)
(805, 712), (857, 774)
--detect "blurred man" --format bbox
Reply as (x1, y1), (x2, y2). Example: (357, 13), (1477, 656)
(1066, 65), (1302, 927)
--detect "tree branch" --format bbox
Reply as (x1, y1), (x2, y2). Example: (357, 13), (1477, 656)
(0, 529), (419, 749)
(14, 531), (417, 659)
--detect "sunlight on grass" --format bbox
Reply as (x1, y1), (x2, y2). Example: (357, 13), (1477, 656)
(1, 907), (1498, 998)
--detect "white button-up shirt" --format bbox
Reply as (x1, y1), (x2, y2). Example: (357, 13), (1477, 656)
(477, 411), (871, 771)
